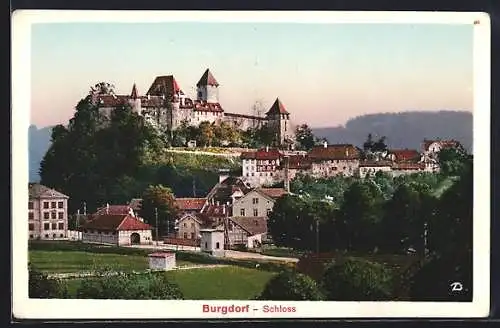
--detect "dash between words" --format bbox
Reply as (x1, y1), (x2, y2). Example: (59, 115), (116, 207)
(202, 304), (297, 314)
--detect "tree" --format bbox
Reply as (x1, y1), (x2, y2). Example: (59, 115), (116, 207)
(340, 181), (384, 251)
(295, 124), (316, 151)
(29, 264), (68, 298)
(198, 121), (215, 147)
(267, 195), (307, 249)
(259, 270), (324, 300)
(76, 269), (183, 299)
(89, 82), (115, 96)
(438, 146), (471, 177)
(321, 257), (393, 301)
(139, 184), (178, 238)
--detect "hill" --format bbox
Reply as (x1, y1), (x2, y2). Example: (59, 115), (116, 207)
(29, 125), (53, 182)
(312, 111), (472, 152)
(28, 110), (473, 181)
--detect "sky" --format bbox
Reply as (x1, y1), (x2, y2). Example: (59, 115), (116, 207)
(30, 22), (473, 128)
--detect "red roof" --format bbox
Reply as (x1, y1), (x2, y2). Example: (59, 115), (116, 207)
(196, 69), (219, 87)
(82, 214), (151, 231)
(97, 95), (130, 107)
(146, 75), (182, 98)
(265, 98), (289, 115)
(240, 148), (282, 160)
(131, 83), (138, 99)
(286, 155), (312, 169)
(308, 144), (360, 161)
(175, 198), (207, 211)
(200, 204), (228, 218)
(257, 188), (288, 199)
(93, 205), (133, 216)
(389, 149), (420, 162)
(193, 100), (224, 112)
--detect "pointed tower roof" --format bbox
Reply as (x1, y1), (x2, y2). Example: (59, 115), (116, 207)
(196, 69), (219, 87)
(265, 98), (289, 115)
(146, 75), (182, 97)
(131, 83), (138, 99)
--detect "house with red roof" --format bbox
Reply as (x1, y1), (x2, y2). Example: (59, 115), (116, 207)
(308, 142), (361, 178)
(420, 139), (463, 173)
(215, 216), (268, 249)
(241, 147), (283, 187)
(81, 214), (153, 246)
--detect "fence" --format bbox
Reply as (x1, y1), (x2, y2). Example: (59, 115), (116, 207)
(164, 237), (201, 247)
(67, 230), (82, 241)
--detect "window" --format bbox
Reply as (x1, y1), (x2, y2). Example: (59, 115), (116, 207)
(58, 223), (64, 230)
(43, 212), (49, 220)
(58, 212), (64, 220)
(205, 242), (208, 249)
(28, 212), (34, 220)
(251, 173), (254, 177)
(198, 91), (202, 98)
(60, 234), (64, 238)
(29, 224), (34, 231)
(58, 201), (63, 209)
(191, 223), (195, 228)
(267, 209), (272, 216)
(253, 209), (258, 216)
(183, 223), (187, 227)
(53, 234), (56, 238)
(44, 223), (50, 230)
(52, 223), (57, 230)
(28, 201), (33, 209)
(191, 233), (195, 239)
(183, 233), (187, 239)
(240, 209), (245, 216)
(43, 202), (49, 209)
(216, 242), (220, 249)
(51, 212), (56, 219)
(29, 235), (33, 239)
(45, 234), (49, 238)
(51, 201), (56, 208)
(252, 198), (259, 204)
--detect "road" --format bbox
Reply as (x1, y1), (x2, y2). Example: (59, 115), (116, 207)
(125, 244), (299, 263)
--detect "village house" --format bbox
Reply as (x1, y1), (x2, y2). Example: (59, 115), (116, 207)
(241, 147), (283, 187)
(282, 154), (312, 182)
(175, 213), (204, 240)
(232, 187), (287, 219)
(358, 161), (393, 178)
(28, 183), (69, 240)
(217, 216), (268, 249)
(175, 197), (207, 215)
(420, 139), (462, 173)
(206, 176), (252, 206)
(308, 142), (361, 178)
(91, 204), (138, 219)
(81, 214), (153, 246)
(391, 162), (426, 176)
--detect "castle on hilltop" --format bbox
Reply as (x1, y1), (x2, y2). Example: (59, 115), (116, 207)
(93, 69), (295, 147)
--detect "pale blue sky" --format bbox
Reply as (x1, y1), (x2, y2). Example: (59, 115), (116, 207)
(31, 22), (473, 128)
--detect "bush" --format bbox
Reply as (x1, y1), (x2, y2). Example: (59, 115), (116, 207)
(409, 250), (472, 301)
(321, 257), (393, 301)
(29, 264), (68, 298)
(258, 269), (324, 300)
(76, 269), (183, 299)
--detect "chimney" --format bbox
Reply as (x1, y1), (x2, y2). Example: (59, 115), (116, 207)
(323, 141), (328, 148)
(147, 94), (151, 100)
(106, 203), (110, 214)
(222, 205), (226, 215)
(266, 146), (269, 152)
(345, 148), (349, 157)
(216, 201), (220, 206)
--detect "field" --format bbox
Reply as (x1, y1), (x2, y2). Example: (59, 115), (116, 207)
(29, 250), (193, 273)
(65, 266), (275, 300)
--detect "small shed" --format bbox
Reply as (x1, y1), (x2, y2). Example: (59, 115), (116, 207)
(148, 252), (176, 271)
(200, 228), (225, 257)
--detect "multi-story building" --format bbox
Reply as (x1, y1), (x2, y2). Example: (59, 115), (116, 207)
(232, 187), (287, 219)
(308, 142), (361, 178)
(241, 147), (283, 187)
(28, 183), (69, 240)
(420, 139), (462, 172)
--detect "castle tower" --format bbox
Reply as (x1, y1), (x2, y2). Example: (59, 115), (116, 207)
(129, 83), (142, 114)
(265, 98), (292, 146)
(196, 68), (219, 103)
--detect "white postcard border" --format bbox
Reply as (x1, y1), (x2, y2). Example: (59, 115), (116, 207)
(11, 10), (491, 319)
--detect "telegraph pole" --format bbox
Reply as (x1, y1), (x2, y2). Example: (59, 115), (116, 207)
(424, 222), (429, 258)
(155, 207), (159, 246)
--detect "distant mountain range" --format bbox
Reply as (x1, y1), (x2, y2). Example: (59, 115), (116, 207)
(28, 110), (472, 182)
(312, 111), (472, 152)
